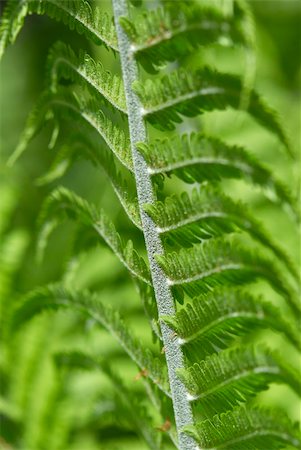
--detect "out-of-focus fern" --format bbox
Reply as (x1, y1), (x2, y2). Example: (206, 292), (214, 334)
(1, 0), (300, 449)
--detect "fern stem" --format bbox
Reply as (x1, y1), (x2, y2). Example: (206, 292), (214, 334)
(112, 1), (196, 448)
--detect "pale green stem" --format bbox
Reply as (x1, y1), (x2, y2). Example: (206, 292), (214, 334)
(112, 1), (196, 449)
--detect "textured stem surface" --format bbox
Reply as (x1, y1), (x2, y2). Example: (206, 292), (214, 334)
(112, 1), (196, 449)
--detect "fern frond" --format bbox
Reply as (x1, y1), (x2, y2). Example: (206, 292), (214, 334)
(134, 67), (291, 154)
(156, 238), (299, 314)
(177, 345), (300, 412)
(120, 1), (247, 72)
(38, 187), (150, 284)
(46, 42), (127, 113)
(137, 133), (297, 219)
(11, 285), (170, 397)
(36, 133), (141, 229)
(144, 186), (299, 281)
(162, 288), (300, 357)
(55, 351), (163, 450)
(184, 406), (301, 449)
(0, 0), (118, 61)
(8, 90), (133, 172)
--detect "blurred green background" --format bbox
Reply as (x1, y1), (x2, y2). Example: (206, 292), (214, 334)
(0, 1), (300, 449)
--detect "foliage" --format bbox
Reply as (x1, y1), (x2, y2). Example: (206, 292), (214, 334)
(0, 0), (300, 449)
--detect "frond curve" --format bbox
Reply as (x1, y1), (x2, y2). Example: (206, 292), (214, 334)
(10, 285), (169, 397)
(47, 42), (127, 113)
(0, 0), (118, 61)
(38, 187), (150, 284)
(8, 90), (133, 172)
(36, 132), (141, 229)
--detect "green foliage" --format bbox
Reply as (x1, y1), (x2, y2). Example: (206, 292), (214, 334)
(133, 67), (291, 153)
(161, 288), (300, 358)
(37, 187), (150, 283)
(184, 406), (301, 449)
(137, 134), (297, 218)
(0, 0), (299, 449)
(120, 0), (248, 72)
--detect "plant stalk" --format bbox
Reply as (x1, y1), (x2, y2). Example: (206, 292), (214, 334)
(112, 1), (196, 448)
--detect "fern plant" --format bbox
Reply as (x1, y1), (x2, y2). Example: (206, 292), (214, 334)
(1, 0), (300, 449)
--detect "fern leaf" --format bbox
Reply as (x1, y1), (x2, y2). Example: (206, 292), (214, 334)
(46, 42), (127, 113)
(36, 133), (141, 229)
(0, 0), (118, 61)
(134, 67), (291, 154)
(177, 345), (300, 412)
(144, 185), (299, 281)
(11, 285), (170, 397)
(120, 1), (247, 72)
(184, 406), (301, 449)
(156, 237), (299, 314)
(137, 133), (297, 219)
(38, 187), (150, 284)
(8, 90), (133, 172)
(161, 288), (300, 357)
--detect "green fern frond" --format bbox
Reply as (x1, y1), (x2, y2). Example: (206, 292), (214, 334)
(36, 133), (141, 229)
(11, 285), (170, 397)
(134, 67), (291, 154)
(144, 186), (299, 281)
(184, 406), (301, 449)
(55, 351), (163, 450)
(156, 238), (299, 314)
(38, 187), (150, 284)
(177, 345), (300, 412)
(8, 90), (133, 172)
(46, 42), (127, 113)
(137, 133), (297, 219)
(120, 1), (247, 73)
(0, 0), (118, 61)
(161, 288), (300, 357)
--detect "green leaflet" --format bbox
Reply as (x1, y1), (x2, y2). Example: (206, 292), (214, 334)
(144, 186), (299, 282)
(36, 132), (141, 229)
(8, 90), (133, 172)
(137, 133), (298, 220)
(120, 1), (248, 73)
(46, 42), (127, 113)
(134, 67), (291, 155)
(38, 187), (150, 285)
(54, 351), (162, 450)
(11, 285), (170, 397)
(161, 288), (300, 357)
(0, 0), (118, 61)
(177, 345), (300, 412)
(184, 406), (301, 449)
(156, 237), (299, 315)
